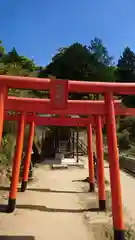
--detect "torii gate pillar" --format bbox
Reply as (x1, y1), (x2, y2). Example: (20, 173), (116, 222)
(87, 124), (95, 192)
(0, 85), (7, 144)
(105, 93), (124, 240)
(21, 121), (35, 192)
(7, 113), (25, 213)
(95, 115), (106, 210)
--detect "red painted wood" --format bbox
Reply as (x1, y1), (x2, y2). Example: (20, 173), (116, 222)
(5, 97), (122, 115)
(1, 74), (135, 94)
(4, 112), (95, 126)
(50, 79), (68, 109)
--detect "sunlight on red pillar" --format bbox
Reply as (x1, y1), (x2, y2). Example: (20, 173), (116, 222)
(104, 92), (124, 240)
(7, 112), (25, 213)
(21, 121), (35, 192)
(0, 86), (7, 144)
(87, 124), (95, 192)
(95, 115), (106, 211)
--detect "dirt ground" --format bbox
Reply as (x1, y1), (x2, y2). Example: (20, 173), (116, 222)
(1, 156), (135, 239)
(0, 165), (98, 240)
(104, 162), (135, 226)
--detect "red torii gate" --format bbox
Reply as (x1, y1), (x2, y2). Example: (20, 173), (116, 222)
(1, 76), (135, 240)
(5, 103), (106, 212)
(5, 97), (135, 212)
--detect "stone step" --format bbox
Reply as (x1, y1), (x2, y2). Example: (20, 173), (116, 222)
(51, 164), (68, 170)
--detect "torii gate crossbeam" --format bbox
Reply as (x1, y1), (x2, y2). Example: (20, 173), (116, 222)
(5, 97), (135, 116)
(1, 74), (135, 94)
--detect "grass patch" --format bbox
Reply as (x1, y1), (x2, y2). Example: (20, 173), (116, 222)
(125, 226), (135, 240)
(0, 134), (16, 166)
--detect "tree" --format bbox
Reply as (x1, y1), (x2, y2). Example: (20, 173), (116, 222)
(0, 40), (5, 58)
(117, 47), (135, 82)
(2, 47), (21, 67)
(116, 47), (135, 107)
(118, 131), (130, 150)
(88, 37), (114, 66)
(88, 37), (115, 99)
(20, 56), (36, 71)
(0, 62), (7, 74)
(39, 43), (97, 81)
(39, 41), (115, 100)
(39, 43), (98, 100)
(118, 116), (135, 140)
(52, 47), (69, 62)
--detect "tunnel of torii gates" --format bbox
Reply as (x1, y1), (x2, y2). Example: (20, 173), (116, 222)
(1, 76), (135, 239)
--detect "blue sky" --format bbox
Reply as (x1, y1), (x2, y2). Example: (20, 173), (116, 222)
(1, 0), (135, 66)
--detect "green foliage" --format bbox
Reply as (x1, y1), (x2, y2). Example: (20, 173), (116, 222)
(0, 41), (40, 81)
(20, 56), (36, 71)
(0, 134), (16, 166)
(0, 40), (40, 166)
(0, 40), (39, 98)
(88, 37), (114, 66)
(4, 47), (20, 65)
(39, 40), (114, 82)
(0, 40), (5, 57)
(117, 47), (135, 83)
(39, 43), (95, 80)
(116, 47), (135, 107)
(118, 116), (135, 139)
(102, 125), (107, 135)
(117, 131), (130, 150)
(39, 39), (116, 100)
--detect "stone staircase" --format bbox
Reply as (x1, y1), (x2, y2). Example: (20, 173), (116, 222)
(41, 131), (88, 167)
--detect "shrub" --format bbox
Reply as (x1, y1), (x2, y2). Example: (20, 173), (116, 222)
(0, 134), (16, 166)
(117, 131), (130, 150)
(118, 116), (135, 140)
